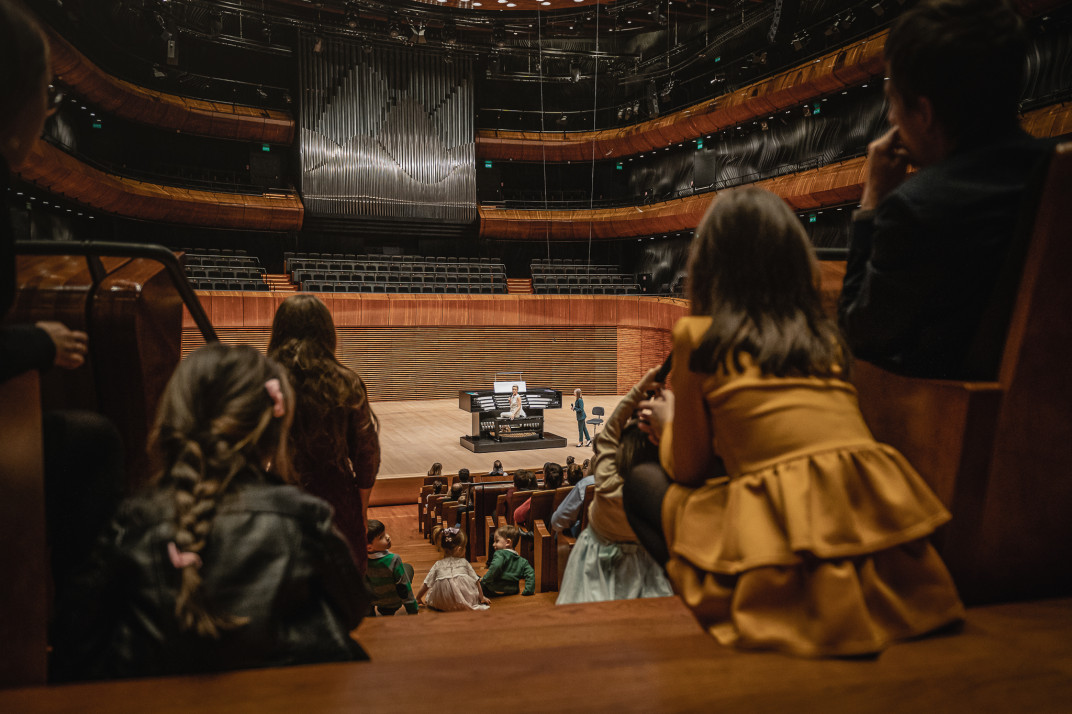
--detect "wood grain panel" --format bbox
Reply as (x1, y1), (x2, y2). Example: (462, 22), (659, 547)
(16, 142), (303, 231)
(47, 27), (294, 144)
(183, 326), (619, 401)
(181, 295), (688, 401)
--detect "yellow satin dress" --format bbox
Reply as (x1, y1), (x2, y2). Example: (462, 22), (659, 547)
(659, 317), (964, 657)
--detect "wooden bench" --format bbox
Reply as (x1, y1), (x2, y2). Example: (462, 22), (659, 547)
(853, 142), (1072, 604)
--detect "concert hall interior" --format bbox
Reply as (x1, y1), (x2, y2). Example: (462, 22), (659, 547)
(2, 0), (1072, 710)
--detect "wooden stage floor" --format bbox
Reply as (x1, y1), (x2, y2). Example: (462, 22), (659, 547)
(374, 393), (627, 480)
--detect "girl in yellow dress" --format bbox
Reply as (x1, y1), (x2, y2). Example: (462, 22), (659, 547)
(624, 187), (964, 657)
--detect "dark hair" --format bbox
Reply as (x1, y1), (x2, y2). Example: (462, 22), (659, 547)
(513, 469), (538, 492)
(543, 463), (564, 489)
(366, 519), (385, 543)
(0, 0), (48, 132)
(496, 524), (521, 549)
(492, 460), (503, 470)
(566, 463), (585, 486)
(428, 462), (443, 477)
(267, 295), (378, 484)
(885, 0), (1026, 147)
(432, 479), (446, 495)
(431, 524), (467, 556)
(617, 421), (660, 476)
(150, 344), (294, 638)
(686, 188), (846, 379)
(458, 468), (471, 482)
(565, 455), (576, 466)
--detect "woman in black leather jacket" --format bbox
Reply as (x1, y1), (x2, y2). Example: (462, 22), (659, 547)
(54, 344), (370, 680)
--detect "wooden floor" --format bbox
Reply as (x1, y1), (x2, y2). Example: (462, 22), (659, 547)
(5, 505), (1071, 712)
(374, 395), (625, 480)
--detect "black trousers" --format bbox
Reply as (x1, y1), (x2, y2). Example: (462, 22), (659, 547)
(622, 461), (672, 567)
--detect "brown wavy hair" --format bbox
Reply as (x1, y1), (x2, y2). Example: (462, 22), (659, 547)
(686, 187), (847, 379)
(267, 295), (378, 483)
(149, 343), (294, 638)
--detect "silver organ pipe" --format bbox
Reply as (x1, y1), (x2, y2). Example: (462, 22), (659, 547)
(298, 34), (476, 222)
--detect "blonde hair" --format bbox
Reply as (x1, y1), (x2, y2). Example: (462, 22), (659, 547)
(149, 344), (294, 638)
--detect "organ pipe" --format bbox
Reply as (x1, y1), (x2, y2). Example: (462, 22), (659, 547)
(298, 34), (477, 222)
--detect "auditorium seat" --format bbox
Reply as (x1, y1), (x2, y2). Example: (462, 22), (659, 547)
(852, 142), (1072, 605)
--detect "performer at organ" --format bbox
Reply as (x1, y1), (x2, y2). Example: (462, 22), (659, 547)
(501, 384), (526, 419)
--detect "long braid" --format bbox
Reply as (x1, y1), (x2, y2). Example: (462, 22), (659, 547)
(153, 344), (292, 639)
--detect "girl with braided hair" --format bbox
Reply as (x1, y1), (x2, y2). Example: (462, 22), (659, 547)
(268, 294), (380, 573)
(56, 344), (369, 679)
(417, 525), (490, 611)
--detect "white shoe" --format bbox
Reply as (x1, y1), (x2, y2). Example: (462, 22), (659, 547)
(577, 442), (583, 447)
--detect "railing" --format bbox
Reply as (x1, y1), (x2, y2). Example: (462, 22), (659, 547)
(14, 241), (218, 343)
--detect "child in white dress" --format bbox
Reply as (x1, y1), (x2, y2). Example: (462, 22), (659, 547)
(417, 526), (490, 612)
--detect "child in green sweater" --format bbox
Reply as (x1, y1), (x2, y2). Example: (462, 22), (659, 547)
(480, 525), (535, 597)
(365, 520), (419, 615)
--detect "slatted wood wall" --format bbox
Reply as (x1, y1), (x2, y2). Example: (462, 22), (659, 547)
(182, 326), (618, 401)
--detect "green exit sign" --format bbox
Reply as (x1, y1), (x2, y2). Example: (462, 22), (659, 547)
(808, 213), (817, 223)
(812, 102), (821, 116)
(616, 161), (623, 170)
(484, 160), (493, 168)
(261, 143), (271, 152)
(696, 138), (704, 150)
(92, 121), (102, 129)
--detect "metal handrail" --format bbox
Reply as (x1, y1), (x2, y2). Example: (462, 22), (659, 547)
(14, 241), (217, 343)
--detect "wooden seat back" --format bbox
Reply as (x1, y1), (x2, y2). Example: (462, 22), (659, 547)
(524, 490), (557, 531)
(0, 372), (47, 686)
(467, 480), (512, 560)
(552, 486), (573, 511)
(11, 254), (182, 486)
(853, 142), (1072, 604)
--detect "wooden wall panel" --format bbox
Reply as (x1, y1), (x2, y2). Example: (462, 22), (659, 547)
(181, 294), (688, 401)
(16, 142), (304, 231)
(47, 27), (295, 144)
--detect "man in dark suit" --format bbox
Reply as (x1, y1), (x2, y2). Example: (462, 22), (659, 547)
(838, 0), (1054, 380)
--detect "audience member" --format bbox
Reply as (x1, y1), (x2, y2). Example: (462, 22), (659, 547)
(625, 187), (963, 657)
(550, 467), (594, 538)
(565, 462), (585, 486)
(365, 519), (419, 616)
(417, 525), (490, 612)
(838, 0), (1054, 379)
(268, 295), (380, 572)
(449, 468), (473, 528)
(512, 463), (563, 526)
(54, 344), (368, 679)
(557, 368), (673, 605)
(487, 459), (505, 478)
(480, 525), (534, 597)
(1, 0), (124, 637)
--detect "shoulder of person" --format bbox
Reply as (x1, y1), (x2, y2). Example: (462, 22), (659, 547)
(672, 316), (713, 347)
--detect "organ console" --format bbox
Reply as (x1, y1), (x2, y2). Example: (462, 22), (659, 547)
(458, 387), (567, 453)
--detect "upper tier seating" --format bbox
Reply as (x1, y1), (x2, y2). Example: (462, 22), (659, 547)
(284, 252), (508, 294)
(180, 248), (268, 291)
(530, 258), (640, 295)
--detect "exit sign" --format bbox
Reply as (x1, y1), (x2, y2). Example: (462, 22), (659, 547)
(484, 160), (493, 168)
(262, 143), (271, 152)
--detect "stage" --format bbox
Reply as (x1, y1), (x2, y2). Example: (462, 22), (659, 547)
(371, 393), (625, 503)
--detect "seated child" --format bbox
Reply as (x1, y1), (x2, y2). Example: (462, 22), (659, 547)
(513, 463), (563, 526)
(52, 344), (368, 680)
(480, 525), (535, 597)
(365, 520), (419, 615)
(417, 526), (490, 611)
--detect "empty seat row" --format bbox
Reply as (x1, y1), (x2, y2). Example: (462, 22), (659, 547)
(294, 271), (506, 286)
(533, 285), (639, 295)
(287, 260), (504, 275)
(184, 254), (260, 268)
(188, 267), (264, 280)
(188, 278), (269, 291)
(302, 282), (506, 295)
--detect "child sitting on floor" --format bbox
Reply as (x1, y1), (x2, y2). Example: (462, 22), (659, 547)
(480, 525), (535, 597)
(365, 520), (419, 615)
(417, 526), (490, 611)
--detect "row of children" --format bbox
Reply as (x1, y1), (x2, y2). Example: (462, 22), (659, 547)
(365, 518), (533, 615)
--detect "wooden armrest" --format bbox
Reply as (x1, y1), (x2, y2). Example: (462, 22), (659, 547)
(534, 521), (557, 593)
